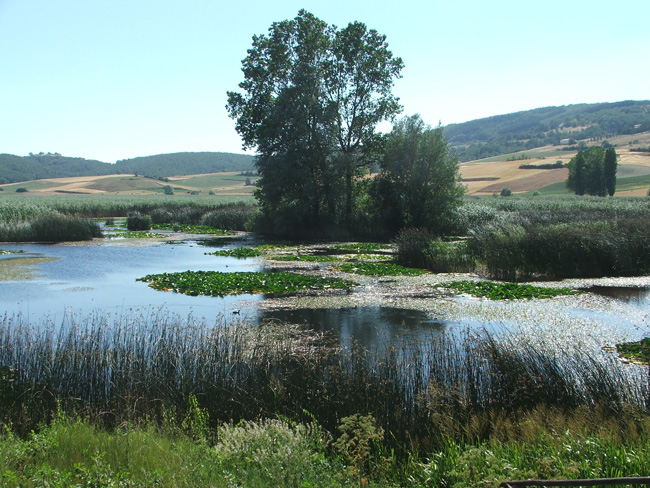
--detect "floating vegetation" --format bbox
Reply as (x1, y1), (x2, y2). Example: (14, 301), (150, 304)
(272, 254), (342, 263)
(151, 223), (231, 235)
(616, 337), (650, 364)
(137, 270), (356, 296)
(447, 280), (582, 300)
(0, 249), (24, 255)
(206, 247), (261, 258)
(107, 231), (167, 239)
(335, 262), (427, 276)
(330, 243), (388, 253)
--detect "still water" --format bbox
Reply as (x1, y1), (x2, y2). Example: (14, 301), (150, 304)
(0, 240), (261, 323)
(2, 240), (649, 351)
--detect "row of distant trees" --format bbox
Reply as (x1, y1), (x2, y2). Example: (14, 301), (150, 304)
(566, 147), (618, 196)
(227, 11), (463, 238)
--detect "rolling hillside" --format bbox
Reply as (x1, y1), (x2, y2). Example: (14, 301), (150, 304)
(0, 151), (256, 185)
(444, 100), (650, 162)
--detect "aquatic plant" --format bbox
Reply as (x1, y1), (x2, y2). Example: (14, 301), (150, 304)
(616, 337), (650, 364)
(206, 247), (260, 258)
(446, 280), (581, 300)
(335, 262), (427, 276)
(151, 223), (230, 235)
(137, 270), (356, 296)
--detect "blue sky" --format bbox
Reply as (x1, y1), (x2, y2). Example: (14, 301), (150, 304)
(1, 0), (648, 163)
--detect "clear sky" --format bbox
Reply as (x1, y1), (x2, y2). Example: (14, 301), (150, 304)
(1, 0), (648, 163)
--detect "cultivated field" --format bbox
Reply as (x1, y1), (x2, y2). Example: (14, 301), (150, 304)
(460, 130), (650, 196)
(2, 131), (650, 197)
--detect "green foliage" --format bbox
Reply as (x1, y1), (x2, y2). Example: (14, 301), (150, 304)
(333, 414), (386, 480)
(616, 337), (650, 363)
(444, 100), (650, 162)
(371, 115), (465, 235)
(14, 187), (28, 193)
(447, 280), (581, 300)
(199, 204), (256, 231)
(335, 261), (427, 276)
(162, 184), (174, 195)
(151, 223), (230, 235)
(272, 254), (343, 262)
(137, 270), (356, 296)
(500, 187), (512, 197)
(205, 247), (260, 258)
(126, 211), (152, 231)
(228, 10), (403, 237)
(0, 212), (101, 242)
(604, 147), (618, 196)
(566, 146), (614, 196)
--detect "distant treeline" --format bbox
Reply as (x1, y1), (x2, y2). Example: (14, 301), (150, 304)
(630, 147), (650, 153)
(444, 100), (650, 162)
(0, 152), (256, 185)
(519, 161), (565, 170)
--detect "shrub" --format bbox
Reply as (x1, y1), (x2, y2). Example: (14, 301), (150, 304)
(126, 212), (151, 231)
(163, 185), (174, 195)
(394, 228), (434, 269)
(15, 187), (28, 193)
(500, 188), (512, 197)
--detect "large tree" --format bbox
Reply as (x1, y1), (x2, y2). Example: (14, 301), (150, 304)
(227, 10), (403, 236)
(371, 115), (465, 235)
(567, 147), (609, 196)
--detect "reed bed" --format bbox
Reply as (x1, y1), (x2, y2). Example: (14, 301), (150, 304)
(1, 310), (647, 458)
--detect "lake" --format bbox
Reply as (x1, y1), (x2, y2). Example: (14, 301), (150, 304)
(1, 238), (649, 353)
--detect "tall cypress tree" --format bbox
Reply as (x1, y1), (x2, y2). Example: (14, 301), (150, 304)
(604, 147), (618, 196)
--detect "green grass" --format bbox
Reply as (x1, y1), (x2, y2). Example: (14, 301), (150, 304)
(446, 280), (581, 300)
(137, 270), (357, 296)
(335, 262), (427, 276)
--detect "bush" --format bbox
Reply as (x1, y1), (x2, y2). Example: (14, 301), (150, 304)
(149, 208), (175, 224)
(500, 188), (512, 197)
(126, 212), (151, 231)
(15, 187), (28, 193)
(163, 185), (174, 195)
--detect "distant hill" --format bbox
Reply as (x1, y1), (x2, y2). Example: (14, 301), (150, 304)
(444, 100), (650, 162)
(0, 151), (256, 184)
(114, 152), (256, 178)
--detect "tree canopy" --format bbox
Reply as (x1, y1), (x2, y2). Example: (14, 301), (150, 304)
(566, 146), (617, 196)
(227, 10), (403, 237)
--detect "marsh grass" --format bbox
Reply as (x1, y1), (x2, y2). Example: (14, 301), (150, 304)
(0, 212), (101, 242)
(1, 311), (647, 459)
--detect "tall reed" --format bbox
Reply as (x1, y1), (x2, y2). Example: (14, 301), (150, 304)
(2, 311), (647, 458)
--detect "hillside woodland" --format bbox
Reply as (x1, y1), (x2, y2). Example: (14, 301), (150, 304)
(0, 151), (255, 185)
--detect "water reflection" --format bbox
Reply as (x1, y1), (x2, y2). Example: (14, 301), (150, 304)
(258, 306), (448, 350)
(581, 286), (650, 304)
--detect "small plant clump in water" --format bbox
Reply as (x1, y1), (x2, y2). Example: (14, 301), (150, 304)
(336, 262), (427, 276)
(447, 280), (581, 300)
(616, 337), (650, 364)
(206, 247), (261, 258)
(0, 249), (24, 255)
(273, 254), (342, 262)
(137, 270), (356, 296)
(330, 243), (388, 253)
(108, 231), (167, 239)
(151, 223), (230, 235)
